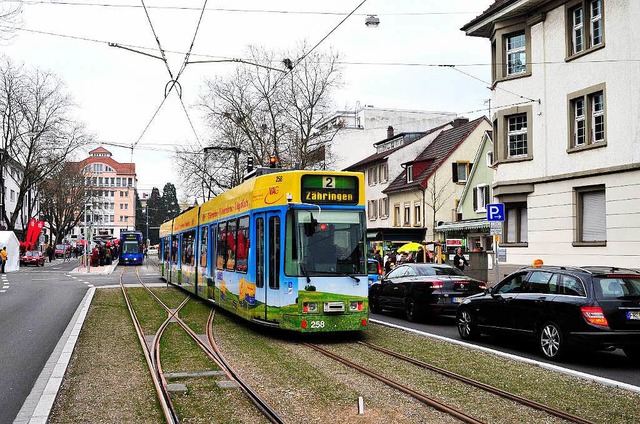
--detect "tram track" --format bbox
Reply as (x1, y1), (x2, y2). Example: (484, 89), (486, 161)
(120, 266), (284, 423)
(304, 341), (594, 424)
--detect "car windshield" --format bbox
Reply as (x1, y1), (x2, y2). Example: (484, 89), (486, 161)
(285, 209), (366, 276)
(595, 277), (640, 299)
(56, 245), (65, 250)
(414, 265), (465, 277)
(26, 251), (37, 257)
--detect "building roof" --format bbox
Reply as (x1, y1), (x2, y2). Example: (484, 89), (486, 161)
(383, 116), (490, 194)
(343, 122), (451, 171)
(461, 0), (515, 32)
(72, 148), (136, 175)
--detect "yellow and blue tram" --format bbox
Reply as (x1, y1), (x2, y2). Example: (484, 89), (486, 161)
(159, 170), (369, 332)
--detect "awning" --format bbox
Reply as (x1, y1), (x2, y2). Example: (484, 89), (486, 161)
(435, 220), (490, 233)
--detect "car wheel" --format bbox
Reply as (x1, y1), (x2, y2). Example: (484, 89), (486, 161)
(405, 297), (422, 322)
(539, 321), (565, 360)
(369, 297), (382, 314)
(457, 307), (480, 340)
(622, 347), (640, 361)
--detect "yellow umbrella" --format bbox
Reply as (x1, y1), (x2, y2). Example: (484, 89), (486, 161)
(397, 242), (424, 253)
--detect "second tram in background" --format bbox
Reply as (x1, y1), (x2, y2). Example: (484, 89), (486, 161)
(119, 231), (144, 265)
(159, 168), (368, 333)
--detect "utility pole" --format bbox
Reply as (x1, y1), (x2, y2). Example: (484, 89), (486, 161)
(145, 205), (149, 247)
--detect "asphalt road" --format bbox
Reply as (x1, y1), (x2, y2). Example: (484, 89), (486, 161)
(0, 258), (162, 424)
(370, 311), (640, 387)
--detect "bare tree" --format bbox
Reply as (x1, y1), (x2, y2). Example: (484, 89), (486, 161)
(0, 57), (91, 234)
(423, 169), (457, 241)
(0, 1), (22, 41)
(39, 163), (90, 244)
(184, 44), (342, 199)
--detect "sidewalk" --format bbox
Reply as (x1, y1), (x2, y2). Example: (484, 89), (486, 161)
(70, 260), (118, 275)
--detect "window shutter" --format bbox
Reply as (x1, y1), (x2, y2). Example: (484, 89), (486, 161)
(469, 162), (474, 175)
(452, 163), (459, 182)
(473, 187), (478, 211)
(582, 190), (606, 241)
(484, 187), (490, 207)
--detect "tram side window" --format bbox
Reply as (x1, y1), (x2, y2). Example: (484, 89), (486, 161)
(256, 218), (264, 288)
(217, 222), (227, 270)
(181, 229), (196, 266)
(199, 226), (208, 268)
(236, 216), (249, 273)
(269, 216), (280, 289)
(171, 237), (179, 264)
(210, 226), (217, 272)
(226, 218), (237, 271)
(163, 237), (170, 261)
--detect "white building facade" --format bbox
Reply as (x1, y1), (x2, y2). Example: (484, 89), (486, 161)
(463, 0), (640, 271)
(319, 105), (457, 171)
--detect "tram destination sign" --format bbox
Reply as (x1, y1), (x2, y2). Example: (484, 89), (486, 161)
(301, 175), (359, 205)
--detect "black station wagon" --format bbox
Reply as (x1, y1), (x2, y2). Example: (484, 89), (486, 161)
(369, 263), (486, 321)
(456, 265), (640, 361)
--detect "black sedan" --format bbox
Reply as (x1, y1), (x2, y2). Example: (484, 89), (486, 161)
(369, 263), (487, 321)
(456, 265), (640, 361)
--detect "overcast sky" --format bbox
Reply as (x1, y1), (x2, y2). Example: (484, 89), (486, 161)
(2, 0), (495, 202)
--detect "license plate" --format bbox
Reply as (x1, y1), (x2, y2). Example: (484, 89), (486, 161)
(452, 297), (463, 304)
(627, 311), (640, 320)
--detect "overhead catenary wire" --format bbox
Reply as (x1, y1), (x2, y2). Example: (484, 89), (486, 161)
(18, 1), (478, 16)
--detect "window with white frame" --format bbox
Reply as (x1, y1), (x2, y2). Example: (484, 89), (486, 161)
(505, 32), (526, 75)
(406, 164), (414, 183)
(569, 86), (606, 150)
(505, 203), (528, 244)
(486, 151), (493, 167)
(367, 200), (378, 220)
(414, 202), (421, 225)
(452, 162), (471, 183)
(379, 197), (389, 218)
(403, 203), (411, 225)
(92, 163), (103, 173)
(567, 0), (604, 58)
(576, 186), (606, 244)
(368, 167), (377, 186)
(507, 114), (528, 158)
(379, 163), (388, 183)
(473, 185), (490, 213)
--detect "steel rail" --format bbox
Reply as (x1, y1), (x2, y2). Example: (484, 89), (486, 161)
(119, 267), (179, 424)
(205, 310), (285, 424)
(134, 271), (285, 423)
(359, 341), (594, 424)
(303, 343), (484, 424)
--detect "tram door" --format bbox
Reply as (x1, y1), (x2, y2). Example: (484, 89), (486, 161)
(255, 213), (281, 321)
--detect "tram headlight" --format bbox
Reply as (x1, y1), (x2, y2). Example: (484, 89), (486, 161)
(349, 301), (364, 311)
(302, 302), (318, 313)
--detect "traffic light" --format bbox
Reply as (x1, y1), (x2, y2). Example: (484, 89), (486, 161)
(269, 156), (277, 168)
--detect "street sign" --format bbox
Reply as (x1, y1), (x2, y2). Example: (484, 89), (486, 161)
(497, 248), (507, 262)
(489, 221), (502, 229)
(487, 203), (505, 221)
(490, 228), (502, 235)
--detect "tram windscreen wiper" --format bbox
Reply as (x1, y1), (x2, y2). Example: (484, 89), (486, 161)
(300, 263), (311, 283)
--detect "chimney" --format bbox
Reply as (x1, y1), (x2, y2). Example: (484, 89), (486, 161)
(387, 126), (394, 138)
(452, 117), (469, 128)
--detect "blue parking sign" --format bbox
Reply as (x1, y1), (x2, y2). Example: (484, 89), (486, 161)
(487, 203), (505, 221)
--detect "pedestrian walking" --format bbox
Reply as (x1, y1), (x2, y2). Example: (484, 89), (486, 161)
(0, 246), (7, 273)
(46, 244), (54, 262)
(453, 247), (469, 272)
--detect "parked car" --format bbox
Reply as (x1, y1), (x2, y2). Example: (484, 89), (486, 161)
(20, 250), (45, 267)
(456, 265), (640, 361)
(54, 244), (71, 258)
(367, 258), (383, 287)
(369, 263), (486, 321)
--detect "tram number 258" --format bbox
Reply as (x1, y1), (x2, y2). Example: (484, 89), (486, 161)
(310, 320), (325, 329)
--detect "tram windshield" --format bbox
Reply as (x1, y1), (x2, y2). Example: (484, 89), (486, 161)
(286, 210), (366, 276)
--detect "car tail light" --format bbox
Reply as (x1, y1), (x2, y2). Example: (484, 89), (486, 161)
(430, 281), (443, 289)
(581, 306), (609, 327)
(350, 301), (364, 311)
(302, 302), (318, 313)
(478, 282), (487, 289)
(377, 262), (383, 275)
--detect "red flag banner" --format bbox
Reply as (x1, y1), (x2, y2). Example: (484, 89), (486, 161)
(27, 220), (45, 250)
(25, 218), (36, 249)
